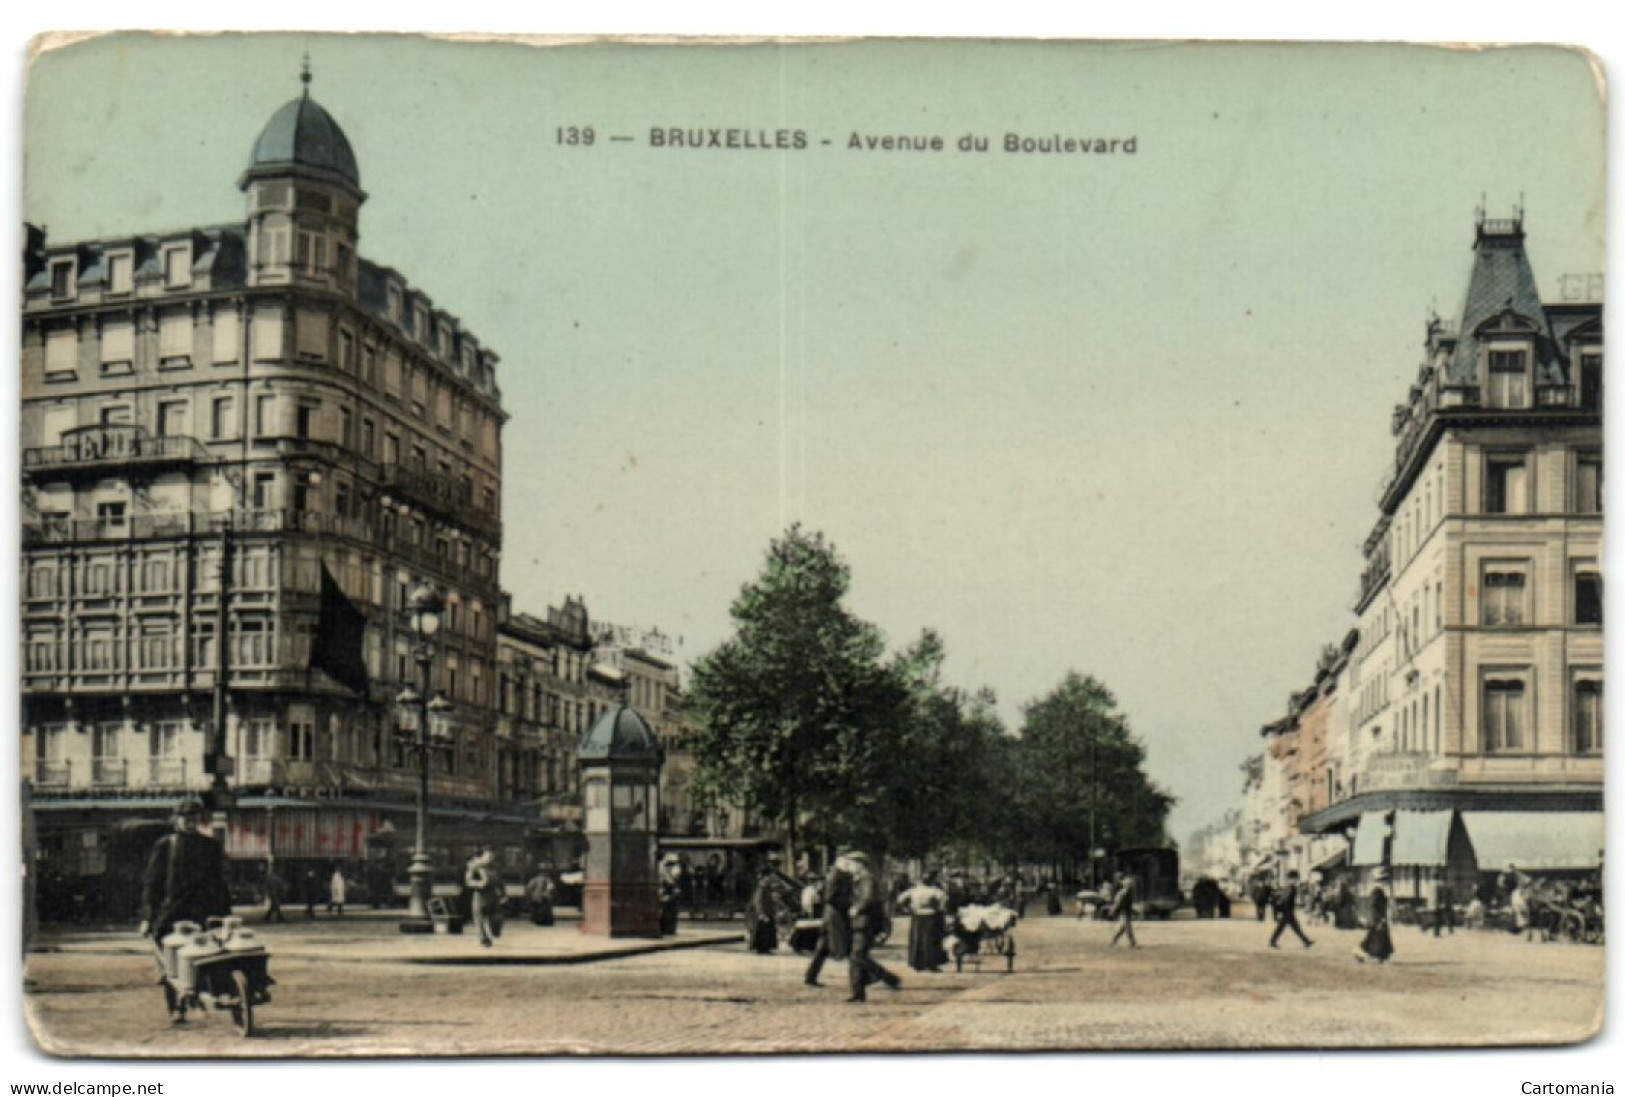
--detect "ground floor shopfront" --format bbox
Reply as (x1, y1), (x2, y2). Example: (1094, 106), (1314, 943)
(1297, 788), (1604, 922)
(24, 790), (582, 925)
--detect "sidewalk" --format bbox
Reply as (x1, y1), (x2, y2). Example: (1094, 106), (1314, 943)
(30, 907), (746, 967)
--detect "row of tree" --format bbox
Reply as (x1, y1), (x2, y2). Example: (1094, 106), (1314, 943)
(686, 526), (1174, 873)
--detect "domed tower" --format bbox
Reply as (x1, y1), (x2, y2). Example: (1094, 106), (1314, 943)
(238, 59), (366, 293)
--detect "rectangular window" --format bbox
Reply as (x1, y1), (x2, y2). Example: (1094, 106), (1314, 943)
(1572, 678), (1603, 754)
(339, 407), (354, 449)
(106, 252), (133, 294)
(45, 328), (77, 377)
(212, 307), (240, 364)
(1579, 354), (1603, 412)
(363, 346), (379, 385)
(295, 307), (328, 360)
(339, 330), (356, 373)
(361, 418), (375, 458)
(1486, 349), (1529, 408)
(252, 306), (284, 361)
(157, 400), (187, 438)
(211, 396), (236, 440)
(251, 472), (275, 510)
(95, 501), (127, 533)
(295, 400), (318, 440)
(49, 259), (75, 300)
(384, 433), (400, 466)
(1485, 455), (1529, 515)
(1575, 453), (1602, 515)
(243, 719), (274, 759)
(1481, 566), (1528, 626)
(255, 394), (277, 437)
(159, 311), (191, 366)
(1574, 566), (1603, 626)
(1482, 675), (1528, 753)
(100, 319), (135, 373)
(162, 245), (191, 289)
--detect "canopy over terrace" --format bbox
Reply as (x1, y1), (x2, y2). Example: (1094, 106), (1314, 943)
(1460, 812), (1605, 873)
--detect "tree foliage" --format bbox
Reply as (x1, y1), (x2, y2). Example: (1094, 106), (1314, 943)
(685, 526), (906, 853)
(686, 528), (1173, 872)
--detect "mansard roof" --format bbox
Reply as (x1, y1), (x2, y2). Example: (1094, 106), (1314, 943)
(1446, 216), (1565, 386)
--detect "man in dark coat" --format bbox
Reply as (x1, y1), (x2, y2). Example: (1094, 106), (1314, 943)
(1269, 869), (1315, 949)
(845, 851), (901, 1002)
(804, 855), (854, 987)
(138, 798), (233, 948)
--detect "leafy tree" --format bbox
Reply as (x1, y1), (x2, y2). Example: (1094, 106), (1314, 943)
(685, 526), (906, 856)
(1012, 672), (1174, 870)
(872, 631), (1011, 861)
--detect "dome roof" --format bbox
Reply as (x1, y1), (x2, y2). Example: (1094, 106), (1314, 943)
(579, 705), (662, 762)
(245, 92), (360, 190)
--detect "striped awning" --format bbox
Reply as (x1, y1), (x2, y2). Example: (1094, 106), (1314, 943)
(1351, 811), (1389, 866)
(1390, 811), (1452, 867)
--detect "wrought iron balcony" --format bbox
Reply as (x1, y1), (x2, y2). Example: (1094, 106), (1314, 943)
(144, 758), (189, 788)
(23, 426), (210, 480)
(91, 757), (128, 786)
(33, 760), (71, 788)
(381, 463), (500, 536)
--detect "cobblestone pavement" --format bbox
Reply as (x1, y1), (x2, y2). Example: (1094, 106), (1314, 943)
(22, 911), (1603, 1057)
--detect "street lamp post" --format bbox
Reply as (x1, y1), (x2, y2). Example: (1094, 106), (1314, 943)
(398, 584), (446, 933)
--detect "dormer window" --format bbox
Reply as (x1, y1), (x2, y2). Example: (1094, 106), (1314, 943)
(49, 259), (76, 301)
(1484, 347), (1529, 408)
(106, 252), (133, 295)
(162, 244), (191, 289)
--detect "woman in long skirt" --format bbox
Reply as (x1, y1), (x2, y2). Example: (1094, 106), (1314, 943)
(898, 875), (949, 972)
(1356, 885), (1394, 963)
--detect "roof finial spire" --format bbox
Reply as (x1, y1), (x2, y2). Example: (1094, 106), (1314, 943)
(300, 51), (312, 93)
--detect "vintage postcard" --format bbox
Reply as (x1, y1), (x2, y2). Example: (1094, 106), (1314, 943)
(14, 31), (1607, 1064)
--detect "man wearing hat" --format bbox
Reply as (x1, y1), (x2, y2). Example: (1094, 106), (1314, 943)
(138, 797), (233, 949)
(804, 852), (855, 987)
(845, 850), (902, 1002)
(1268, 869), (1314, 950)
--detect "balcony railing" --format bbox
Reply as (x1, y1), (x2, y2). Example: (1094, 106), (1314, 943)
(238, 758), (286, 786)
(34, 760), (71, 788)
(21, 507), (500, 595)
(91, 757), (128, 786)
(145, 758), (189, 788)
(23, 426), (210, 478)
(381, 463), (500, 536)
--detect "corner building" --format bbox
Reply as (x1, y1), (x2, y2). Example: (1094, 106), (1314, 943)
(1301, 213), (1603, 907)
(20, 79), (517, 911)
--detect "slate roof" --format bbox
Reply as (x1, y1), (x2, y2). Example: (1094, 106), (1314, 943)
(245, 91), (361, 190)
(1446, 219), (1565, 385)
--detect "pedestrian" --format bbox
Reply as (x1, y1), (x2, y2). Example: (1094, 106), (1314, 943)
(1252, 876), (1272, 922)
(525, 867), (556, 927)
(138, 798), (233, 1020)
(1356, 881), (1394, 963)
(1431, 883), (1456, 937)
(302, 866), (322, 920)
(261, 860), (286, 924)
(1109, 872), (1139, 949)
(1044, 879), (1063, 917)
(1269, 870), (1315, 949)
(844, 850), (901, 1002)
(658, 854), (683, 936)
(465, 845), (504, 947)
(896, 872), (949, 972)
(804, 854), (854, 987)
(327, 864), (347, 917)
(746, 862), (781, 954)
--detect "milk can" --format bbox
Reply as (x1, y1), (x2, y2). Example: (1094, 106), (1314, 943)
(176, 930), (222, 995)
(160, 920), (202, 980)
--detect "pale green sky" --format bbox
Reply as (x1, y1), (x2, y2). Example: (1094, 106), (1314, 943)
(21, 33), (1606, 839)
